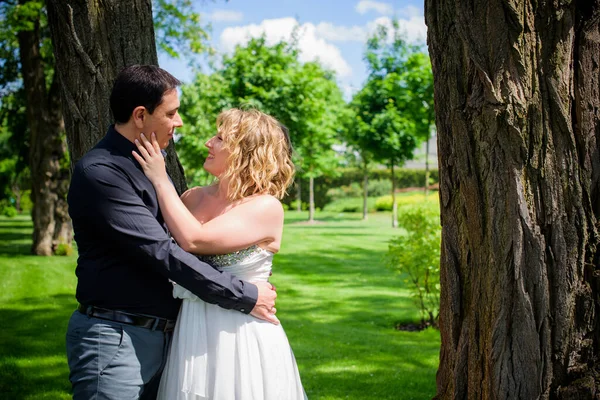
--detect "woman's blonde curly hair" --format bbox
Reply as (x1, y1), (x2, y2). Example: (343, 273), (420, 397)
(216, 108), (295, 201)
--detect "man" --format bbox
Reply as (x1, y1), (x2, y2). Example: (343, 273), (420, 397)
(66, 65), (278, 399)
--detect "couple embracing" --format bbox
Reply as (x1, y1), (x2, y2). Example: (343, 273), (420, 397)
(66, 65), (307, 399)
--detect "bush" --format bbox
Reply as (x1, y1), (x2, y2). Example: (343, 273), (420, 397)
(19, 190), (33, 214)
(1, 204), (17, 217)
(54, 242), (74, 256)
(367, 179), (392, 197)
(375, 196), (393, 212)
(326, 179), (393, 202)
(289, 200), (309, 211)
(375, 193), (439, 211)
(283, 168), (439, 210)
(386, 203), (441, 327)
(0, 198), (18, 217)
(326, 182), (363, 201)
(323, 197), (378, 213)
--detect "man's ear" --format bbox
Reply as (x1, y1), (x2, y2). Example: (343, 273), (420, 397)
(132, 106), (146, 128)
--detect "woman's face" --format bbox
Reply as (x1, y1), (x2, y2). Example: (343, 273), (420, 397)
(204, 133), (230, 177)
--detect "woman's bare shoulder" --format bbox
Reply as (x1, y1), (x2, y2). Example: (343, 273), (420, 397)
(239, 194), (283, 216)
(181, 185), (214, 205)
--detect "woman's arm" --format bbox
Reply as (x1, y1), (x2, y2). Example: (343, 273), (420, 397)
(132, 133), (282, 254)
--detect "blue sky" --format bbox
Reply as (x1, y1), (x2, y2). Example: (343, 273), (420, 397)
(158, 0), (427, 99)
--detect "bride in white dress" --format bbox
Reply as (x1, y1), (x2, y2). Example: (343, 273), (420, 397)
(133, 108), (307, 400)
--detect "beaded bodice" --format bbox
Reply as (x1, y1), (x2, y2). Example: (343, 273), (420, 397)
(197, 245), (265, 268)
(173, 245), (274, 302)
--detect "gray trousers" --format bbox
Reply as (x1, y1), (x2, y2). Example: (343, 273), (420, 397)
(66, 310), (172, 400)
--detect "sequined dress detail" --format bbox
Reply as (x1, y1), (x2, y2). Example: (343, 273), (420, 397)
(157, 246), (307, 400)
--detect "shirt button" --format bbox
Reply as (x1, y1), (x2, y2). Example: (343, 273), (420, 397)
(240, 309), (245, 312)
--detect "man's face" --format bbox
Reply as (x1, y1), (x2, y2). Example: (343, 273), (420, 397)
(143, 89), (182, 149)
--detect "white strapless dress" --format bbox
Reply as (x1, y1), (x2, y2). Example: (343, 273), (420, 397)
(157, 246), (307, 400)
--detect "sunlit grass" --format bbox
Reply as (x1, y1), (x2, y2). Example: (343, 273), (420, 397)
(0, 211), (440, 399)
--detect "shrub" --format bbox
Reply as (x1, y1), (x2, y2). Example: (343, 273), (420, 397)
(54, 242), (74, 256)
(326, 179), (393, 202)
(326, 182), (363, 201)
(375, 193), (439, 211)
(19, 190), (33, 214)
(375, 196), (393, 212)
(386, 203), (441, 327)
(283, 168), (439, 210)
(323, 197), (378, 213)
(1, 205), (17, 218)
(289, 200), (309, 211)
(367, 179), (392, 197)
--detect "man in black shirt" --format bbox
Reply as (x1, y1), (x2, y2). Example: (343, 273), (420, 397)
(65, 65), (278, 399)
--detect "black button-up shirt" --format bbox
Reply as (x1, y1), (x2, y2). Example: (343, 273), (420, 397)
(67, 125), (257, 319)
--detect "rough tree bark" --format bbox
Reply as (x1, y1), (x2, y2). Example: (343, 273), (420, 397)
(426, 1), (600, 398)
(17, 1), (72, 256)
(45, 0), (187, 194)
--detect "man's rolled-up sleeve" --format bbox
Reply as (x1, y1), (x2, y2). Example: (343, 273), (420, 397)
(72, 162), (258, 314)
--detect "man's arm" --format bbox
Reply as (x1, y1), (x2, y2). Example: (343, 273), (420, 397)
(70, 162), (271, 316)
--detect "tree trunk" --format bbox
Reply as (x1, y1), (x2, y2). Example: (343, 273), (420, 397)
(46, 0), (187, 194)
(362, 160), (369, 220)
(391, 160), (397, 228)
(296, 179), (302, 212)
(425, 136), (430, 197)
(17, 1), (72, 256)
(308, 175), (315, 222)
(426, 1), (600, 398)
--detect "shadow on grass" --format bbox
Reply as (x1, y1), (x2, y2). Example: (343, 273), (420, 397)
(0, 294), (76, 399)
(0, 217), (33, 257)
(272, 247), (439, 399)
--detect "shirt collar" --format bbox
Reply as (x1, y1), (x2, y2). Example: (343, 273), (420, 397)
(105, 125), (169, 159)
(106, 125), (137, 158)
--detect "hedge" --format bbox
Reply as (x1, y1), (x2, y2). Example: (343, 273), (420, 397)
(283, 168), (439, 209)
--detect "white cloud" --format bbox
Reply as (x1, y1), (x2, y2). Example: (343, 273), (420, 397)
(207, 10), (244, 22)
(220, 18), (353, 77)
(396, 5), (422, 19)
(314, 22), (365, 42)
(217, 11), (428, 80)
(367, 16), (427, 44)
(355, 0), (393, 15)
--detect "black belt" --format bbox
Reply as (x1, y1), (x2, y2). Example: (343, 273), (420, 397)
(78, 304), (176, 332)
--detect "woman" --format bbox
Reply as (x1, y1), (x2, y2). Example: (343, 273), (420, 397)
(132, 108), (307, 399)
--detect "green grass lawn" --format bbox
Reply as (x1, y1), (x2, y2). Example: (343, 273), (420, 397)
(0, 211), (440, 399)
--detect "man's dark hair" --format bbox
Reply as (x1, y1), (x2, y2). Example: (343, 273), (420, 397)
(110, 65), (181, 124)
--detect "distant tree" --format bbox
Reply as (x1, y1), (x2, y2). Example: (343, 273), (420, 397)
(339, 105), (373, 220)
(177, 37), (345, 221)
(402, 52), (434, 195)
(0, 90), (29, 213)
(2, 0), (71, 254)
(1, 0), (212, 254)
(353, 22), (433, 227)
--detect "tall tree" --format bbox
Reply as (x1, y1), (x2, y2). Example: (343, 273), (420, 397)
(292, 61), (344, 222)
(354, 23), (432, 227)
(0, 90), (30, 213)
(340, 106), (373, 220)
(2, 0), (71, 255)
(177, 37), (345, 221)
(1, 0), (212, 254)
(427, 1), (600, 398)
(45, 0), (208, 195)
(402, 52), (435, 195)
